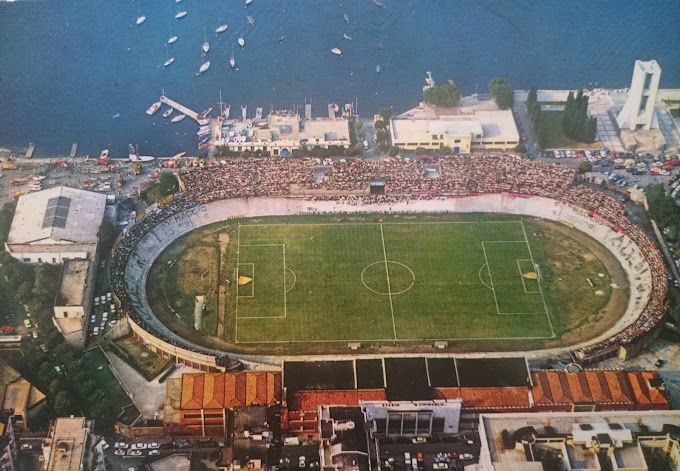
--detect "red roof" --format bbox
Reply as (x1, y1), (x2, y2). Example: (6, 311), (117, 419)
(532, 370), (637, 407)
(626, 371), (670, 408)
(290, 389), (386, 411)
(180, 371), (282, 410)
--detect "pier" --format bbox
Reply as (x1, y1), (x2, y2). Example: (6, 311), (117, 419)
(159, 95), (200, 122)
(69, 143), (78, 158)
(25, 143), (35, 158)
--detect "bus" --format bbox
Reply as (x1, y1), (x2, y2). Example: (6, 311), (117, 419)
(0, 335), (22, 347)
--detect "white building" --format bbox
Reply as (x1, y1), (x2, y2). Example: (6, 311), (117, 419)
(390, 102), (519, 154)
(5, 186), (107, 264)
(41, 417), (93, 471)
(362, 399), (462, 437)
(617, 60), (661, 131)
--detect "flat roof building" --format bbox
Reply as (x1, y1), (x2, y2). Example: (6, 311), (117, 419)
(52, 259), (96, 346)
(5, 186), (106, 264)
(478, 410), (680, 471)
(0, 360), (46, 432)
(41, 417), (93, 471)
(390, 101), (520, 154)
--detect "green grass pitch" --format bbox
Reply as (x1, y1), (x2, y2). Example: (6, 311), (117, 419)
(234, 221), (555, 343)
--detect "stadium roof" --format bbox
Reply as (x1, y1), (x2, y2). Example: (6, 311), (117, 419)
(7, 186), (106, 246)
(180, 372), (281, 410)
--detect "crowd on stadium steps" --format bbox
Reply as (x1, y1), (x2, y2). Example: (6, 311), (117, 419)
(108, 155), (667, 359)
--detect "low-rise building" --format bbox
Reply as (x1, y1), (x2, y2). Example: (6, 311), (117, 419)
(5, 186), (106, 264)
(477, 410), (680, 471)
(390, 101), (519, 154)
(52, 259), (96, 346)
(0, 360), (46, 432)
(41, 417), (94, 471)
(216, 112), (351, 157)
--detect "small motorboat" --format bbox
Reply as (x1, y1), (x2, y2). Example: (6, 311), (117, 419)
(229, 53), (236, 68)
(171, 114), (186, 123)
(245, 0), (253, 5)
(136, 16), (146, 25)
(331, 48), (342, 56)
(372, 0), (385, 7)
(343, 33), (352, 41)
(164, 57), (175, 67)
(163, 108), (173, 118)
(247, 15), (255, 25)
(215, 24), (228, 34)
(175, 10), (187, 19)
(168, 35), (178, 44)
(238, 37), (245, 47)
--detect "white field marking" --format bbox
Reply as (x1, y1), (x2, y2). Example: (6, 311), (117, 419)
(235, 224), (241, 342)
(283, 243), (288, 319)
(483, 242), (545, 316)
(380, 224), (398, 340)
(233, 332), (556, 344)
(241, 220), (525, 227)
(236, 263), (255, 298)
(517, 259), (540, 294)
(361, 261), (415, 295)
(521, 221), (556, 338)
(236, 244), (287, 319)
(478, 264), (492, 290)
(286, 267), (297, 293)
(481, 242), (501, 315)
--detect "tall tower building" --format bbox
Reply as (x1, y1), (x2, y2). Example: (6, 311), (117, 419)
(617, 60), (661, 131)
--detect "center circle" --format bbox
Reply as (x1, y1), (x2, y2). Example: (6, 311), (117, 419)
(361, 261), (415, 295)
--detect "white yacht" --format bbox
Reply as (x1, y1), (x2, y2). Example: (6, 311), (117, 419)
(331, 48), (342, 56)
(237, 37), (245, 47)
(215, 24), (228, 34)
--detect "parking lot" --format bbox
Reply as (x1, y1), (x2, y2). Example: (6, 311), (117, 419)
(87, 289), (119, 341)
(378, 434), (481, 471)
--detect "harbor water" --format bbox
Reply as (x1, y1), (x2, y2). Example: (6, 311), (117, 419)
(0, 0), (678, 157)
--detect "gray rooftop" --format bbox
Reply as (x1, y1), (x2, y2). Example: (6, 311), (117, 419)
(56, 260), (90, 306)
(7, 186), (106, 246)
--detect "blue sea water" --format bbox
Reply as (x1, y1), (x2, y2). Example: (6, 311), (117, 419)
(0, 0), (678, 157)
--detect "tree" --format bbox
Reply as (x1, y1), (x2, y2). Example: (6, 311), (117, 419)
(561, 89), (597, 142)
(423, 82), (461, 107)
(489, 77), (514, 109)
(577, 160), (593, 173)
(388, 146), (400, 157)
(374, 119), (385, 131)
(527, 87), (538, 115)
(378, 107), (393, 123)
(159, 172), (179, 195)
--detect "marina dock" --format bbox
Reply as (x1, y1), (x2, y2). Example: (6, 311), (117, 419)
(25, 143), (35, 158)
(69, 143), (78, 158)
(159, 95), (200, 122)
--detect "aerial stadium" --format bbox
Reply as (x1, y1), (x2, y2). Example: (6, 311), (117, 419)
(110, 155), (667, 371)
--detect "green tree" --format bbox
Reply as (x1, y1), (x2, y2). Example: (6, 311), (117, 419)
(489, 77), (514, 109)
(561, 89), (597, 142)
(374, 119), (385, 130)
(378, 107), (393, 123)
(577, 160), (593, 173)
(527, 87), (538, 116)
(423, 82), (461, 107)
(388, 146), (400, 157)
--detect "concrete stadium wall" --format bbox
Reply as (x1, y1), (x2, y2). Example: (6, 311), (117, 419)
(123, 194), (651, 364)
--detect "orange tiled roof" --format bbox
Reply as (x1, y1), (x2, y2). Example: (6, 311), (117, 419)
(458, 387), (530, 410)
(180, 371), (282, 410)
(626, 371), (670, 407)
(532, 370), (636, 407)
(290, 389), (386, 411)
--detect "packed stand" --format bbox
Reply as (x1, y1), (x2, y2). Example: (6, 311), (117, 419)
(108, 155), (667, 360)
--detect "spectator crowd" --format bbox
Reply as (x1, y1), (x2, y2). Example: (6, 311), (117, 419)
(108, 155), (667, 363)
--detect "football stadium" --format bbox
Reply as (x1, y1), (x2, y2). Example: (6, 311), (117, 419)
(110, 156), (667, 370)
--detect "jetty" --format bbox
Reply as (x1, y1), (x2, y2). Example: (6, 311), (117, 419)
(69, 143), (78, 158)
(159, 95), (200, 122)
(25, 143), (35, 158)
